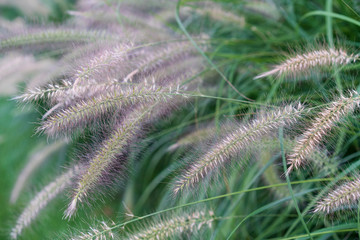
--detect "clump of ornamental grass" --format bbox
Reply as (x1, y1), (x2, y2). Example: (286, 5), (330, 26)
(10, 23), (205, 219)
(14, 40), (205, 137)
(66, 40), (200, 90)
(254, 47), (359, 79)
(11, 165), (81, 240)
(63, 68), (200, 217)
(16, 40), (201, 104)
(4, 0), (211, 237)
(65, 83), (194, 218)
(287, 90), (360, 174)
(173, 104), (304, 195)
(314, 176), (360, 214)
(15, 41), (204, 118)
(9, 0), (360, 238)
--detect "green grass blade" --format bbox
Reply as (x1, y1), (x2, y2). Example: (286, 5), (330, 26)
(280, 127), (313, 240)
(302, 10), (360, 27)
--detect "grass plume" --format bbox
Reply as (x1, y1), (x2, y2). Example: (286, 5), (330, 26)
(287, 90), (360, 174)
(254, 48), (359, 79)
(174, 104), (304, 195)
(0, 29), (116, 51)
(314, 177), (360, 214)
(64, 104), (154, 218)
(125, 210), (214, 240)
(64, 87), (187, 218)
(71, 220), (115, 240)
(40, 85), (186, 136)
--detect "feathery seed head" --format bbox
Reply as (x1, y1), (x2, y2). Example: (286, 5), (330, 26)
(71, 220), (115, 240)
(287, 90), (360, 174)
(65, 122), (137, 218)
(314, 177), (360, 214)
(15, 80), (74, 103)
(0, 28), (117, 52)
(254, 48), (359, 79)
(39, 85), (184, 137)
(72, 43), (134, 87)
(174, 103), (304, 195)
(64, 98), (178, 218)
(125, 210), (214, 240)
(65, 81), (192, 218)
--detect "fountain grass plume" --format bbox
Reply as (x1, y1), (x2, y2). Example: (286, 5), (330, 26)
(173, 103), (304, 195)
(69, 209), (213, 240)
(39, 85), (188, 137)
(14, 80), (74, 103)
(64, 104), (152, 219)
(64, 70), (195, 218)
(71, 41), (199, 87)
(15, 79), (140, 106)
(70, 220), (116, 240)
(131, 42), (200, 77)
(64, 93), (188, 218)
(15, 45), (202, 106)
(72, 43), (134, 87)
(287, 90), (360, 174)
(254, 47), (359, 79)
(314, 176), (360, 214)
(124, 210), (214, 240)
(0, 28), (117, 52)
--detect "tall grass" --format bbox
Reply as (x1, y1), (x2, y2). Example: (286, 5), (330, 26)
(2, 0), (360, 239)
